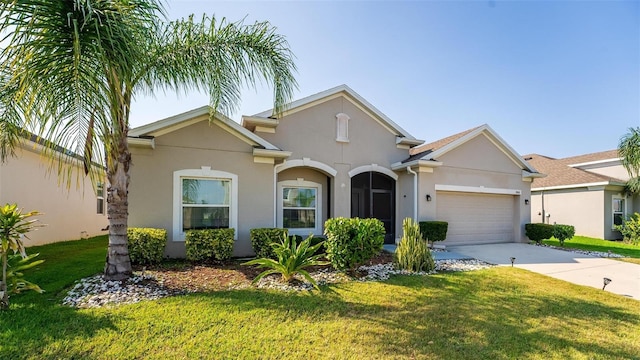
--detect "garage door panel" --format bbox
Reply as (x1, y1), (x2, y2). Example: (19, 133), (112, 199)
(436, 192), (514, 245)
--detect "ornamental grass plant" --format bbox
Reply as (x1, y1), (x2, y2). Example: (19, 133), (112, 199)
(394, 218), (435, 272)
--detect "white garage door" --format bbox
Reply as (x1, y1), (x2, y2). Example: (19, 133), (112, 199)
(436, 191), (515, 245)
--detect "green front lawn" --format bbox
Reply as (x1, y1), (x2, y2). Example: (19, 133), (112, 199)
(2, 237), (639, 359)
(543, 236), (640, 258)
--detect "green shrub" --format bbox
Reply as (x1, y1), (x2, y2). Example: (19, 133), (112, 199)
(394, 218), (434, 272)
(185, 228), (235, 262)
(525, 223), (554, 244)
(553, 224), (575, 247)
(419, 221), (448, 244)
(615, 213), (640, 246)
(127, 228), (167, 265)
(243, 234), (329, 290)
(324, 217), (385, 272)
(250, 228), (288, 259)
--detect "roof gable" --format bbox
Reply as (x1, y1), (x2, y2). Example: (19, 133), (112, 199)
(244, 85), (423, 145)
(408, 124), (537, 173)
(129, 106), (281, 151)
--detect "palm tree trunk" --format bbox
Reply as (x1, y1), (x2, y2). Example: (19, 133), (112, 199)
(104, 133), (132, 280)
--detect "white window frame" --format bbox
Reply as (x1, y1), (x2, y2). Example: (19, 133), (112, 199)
(277, 179), (322, 236)
(612, 196), (626, 229)
(173, 168), (238, 242)
(96, 182), (105, 215)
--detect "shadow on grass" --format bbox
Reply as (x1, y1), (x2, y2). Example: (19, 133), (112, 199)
(185, 269), (640, 359)
(0, 302), (118, 359)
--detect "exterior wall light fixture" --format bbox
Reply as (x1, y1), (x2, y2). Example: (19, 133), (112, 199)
(426, 194), (432, 202)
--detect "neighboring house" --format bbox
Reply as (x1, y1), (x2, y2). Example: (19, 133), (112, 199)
(524, 150), (637, 240)
(1, 134), (108, 246)
(127, 85), (540, 257)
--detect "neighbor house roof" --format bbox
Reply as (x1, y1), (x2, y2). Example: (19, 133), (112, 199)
(524, 152), (626, 190)
(400, 124), (539, 174)
(244, 84), (424, 146)
(560, 149), (620, 166)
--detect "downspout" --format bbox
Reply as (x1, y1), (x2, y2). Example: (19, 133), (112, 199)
(407, 166), (418, 221)
(274, 161), (286, 227)
(541, 190), (546, 224)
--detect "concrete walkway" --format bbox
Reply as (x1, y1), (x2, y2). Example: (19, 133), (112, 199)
(449, 243), (640, 300)
(382, 244), (473, 260)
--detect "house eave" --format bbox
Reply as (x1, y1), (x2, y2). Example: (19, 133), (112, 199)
(396, 137), (425, 147)
(532, 181), (626, 192)
(252, 148), (292, 159)
(523, 170), (546, 179)
(127, 137), (155, 149)
(391, 160), (443, 171)
(241, 116), (279, 132)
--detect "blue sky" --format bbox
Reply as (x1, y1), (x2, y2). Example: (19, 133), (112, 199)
(130, 0), (640, 158)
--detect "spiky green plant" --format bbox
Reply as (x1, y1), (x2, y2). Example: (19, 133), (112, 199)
(0, 204), (42, 309)
(5, 253), (44, 297)
(394, 218), (434, 273)
(244, 235), (328, 290)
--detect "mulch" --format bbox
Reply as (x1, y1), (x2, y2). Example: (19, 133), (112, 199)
(136, 251), (394, 293)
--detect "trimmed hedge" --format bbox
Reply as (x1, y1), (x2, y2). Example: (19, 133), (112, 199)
(553, 224), (575, 246)
(525, 223), (554, 244)
(324, 217), (385, 272)
(419, 221), (448, 243)
(127, 228), (167, 265)
(185, 228), (235, 262)
(250, 228), (288, 259)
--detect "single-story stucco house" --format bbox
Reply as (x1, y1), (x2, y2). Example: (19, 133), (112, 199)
(525, 150), (639, 240)
(1, 134), (108, 245)
(128, 85), (541, 258)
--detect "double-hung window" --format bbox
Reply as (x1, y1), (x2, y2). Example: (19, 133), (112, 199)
(278, 180), (322, 236)
(613, 197), (625, 227)
(181, 178), (230, 231)
(173, 168), (237, 241)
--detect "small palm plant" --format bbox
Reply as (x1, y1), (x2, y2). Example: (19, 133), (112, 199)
(0, 204), (43, 309)
(244, 234), (329, 290)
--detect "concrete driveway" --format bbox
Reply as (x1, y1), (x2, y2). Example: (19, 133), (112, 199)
(449, 243), (640, 300)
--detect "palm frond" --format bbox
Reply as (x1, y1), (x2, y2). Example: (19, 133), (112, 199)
(143, 14), (297, 118)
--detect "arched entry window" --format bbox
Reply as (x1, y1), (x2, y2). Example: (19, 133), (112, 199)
(351, 172), (395, 244)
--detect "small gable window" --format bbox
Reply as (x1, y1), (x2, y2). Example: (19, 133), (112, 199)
(336, 113), (350, 143)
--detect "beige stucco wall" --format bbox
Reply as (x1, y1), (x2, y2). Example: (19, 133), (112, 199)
(575, 162), (629, 181)
(259, 96), (415, 239)
(530, 186), (628, 240)
(530, 189), (604, 239)
(129, 120), (274, 257)
(417, 134), (531, 243)
(0, 146), (108, 246)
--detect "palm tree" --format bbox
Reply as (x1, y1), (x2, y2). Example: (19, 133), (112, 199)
(0, 1), (296, 280)
(619, 127), (640, 194)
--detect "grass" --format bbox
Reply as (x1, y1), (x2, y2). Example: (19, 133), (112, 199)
(543, 235), (640, 258)
(1, 237), (639, 359)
